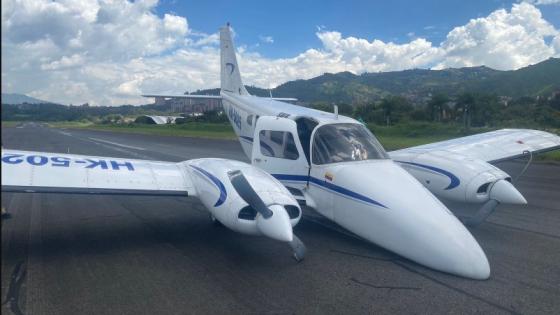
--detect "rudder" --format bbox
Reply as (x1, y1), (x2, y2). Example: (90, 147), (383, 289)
(220, 24), (249, 95)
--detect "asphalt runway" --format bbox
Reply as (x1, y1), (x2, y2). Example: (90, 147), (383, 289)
(2, 123), (560, 314)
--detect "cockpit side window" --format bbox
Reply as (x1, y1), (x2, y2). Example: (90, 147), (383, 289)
(312, 123), (388, 165)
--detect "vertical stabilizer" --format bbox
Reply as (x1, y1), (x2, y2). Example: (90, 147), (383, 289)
(220, 24), (249, 95)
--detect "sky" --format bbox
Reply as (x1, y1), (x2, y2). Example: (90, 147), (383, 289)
(2, 0), (560, 106)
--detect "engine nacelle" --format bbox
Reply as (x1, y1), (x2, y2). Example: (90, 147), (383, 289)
(184, 158), (301, 235)
(392, 150), (511, 204)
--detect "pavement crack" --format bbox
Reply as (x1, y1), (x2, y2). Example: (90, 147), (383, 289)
(392, 261), (521, 315)
(332, 248), (520, 314)
(330, 249), (397, 261)
(350, 278), (421, 291)
(2, 260), (27, 315)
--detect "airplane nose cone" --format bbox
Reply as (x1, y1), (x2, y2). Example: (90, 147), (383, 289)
(490, 179), (527, 205)
(256, 205), (293, 242)
(328, 161), (491, 279)
(409, 219), (491, 280)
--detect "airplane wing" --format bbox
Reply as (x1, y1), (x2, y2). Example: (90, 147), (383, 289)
(389, 129), (560, 163)
(1, 149), (194, 196)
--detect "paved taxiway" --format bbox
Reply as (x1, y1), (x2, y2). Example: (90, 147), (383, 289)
(2, 123), (560, 314)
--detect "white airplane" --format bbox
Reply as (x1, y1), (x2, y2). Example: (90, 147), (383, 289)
(2, 24), (560, 280)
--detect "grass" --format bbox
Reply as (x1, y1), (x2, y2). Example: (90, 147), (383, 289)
(369, 122), (492, 151)
(48, 121), (238, 140)
(537, 150), (560, 162)
(1, 121), (19, 128)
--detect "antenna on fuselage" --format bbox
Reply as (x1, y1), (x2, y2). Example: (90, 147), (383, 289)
(269, 89), (273, 98)
(333, 104), (339, 119)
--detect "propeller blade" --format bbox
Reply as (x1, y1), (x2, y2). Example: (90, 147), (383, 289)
(289, 234), (307, 262)
(466, 179), (526, 227)
(465, 199), (498, 226)
(228, 170), (272, 218)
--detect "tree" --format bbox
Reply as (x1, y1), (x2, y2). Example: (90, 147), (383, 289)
(378, 96), (412, 126)
(427, 94), (448, 122)
(456, 93), (476, 130)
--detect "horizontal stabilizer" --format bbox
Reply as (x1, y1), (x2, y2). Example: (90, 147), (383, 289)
(142, 94), (298, 102)
(142, 94), (222, 100)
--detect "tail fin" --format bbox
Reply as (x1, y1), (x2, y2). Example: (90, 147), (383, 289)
(220, 24), (249, 95)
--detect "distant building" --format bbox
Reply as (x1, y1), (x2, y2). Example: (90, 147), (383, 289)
(150, 96), (222, 114)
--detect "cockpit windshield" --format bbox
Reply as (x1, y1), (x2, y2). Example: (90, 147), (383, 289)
(312, 123), (389, 165)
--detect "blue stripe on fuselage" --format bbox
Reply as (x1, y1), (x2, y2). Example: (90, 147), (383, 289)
(272, 174), (387, 209)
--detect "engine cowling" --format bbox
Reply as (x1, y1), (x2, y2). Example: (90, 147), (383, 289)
(184, 158), (302, 236)
(392, 150), (515, 204)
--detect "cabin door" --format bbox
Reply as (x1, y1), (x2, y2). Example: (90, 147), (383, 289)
(251, 116), (310, 190)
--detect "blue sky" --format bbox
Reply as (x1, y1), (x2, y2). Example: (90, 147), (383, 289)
(2, 0), (560, 105)
(155, 0), (560, 58)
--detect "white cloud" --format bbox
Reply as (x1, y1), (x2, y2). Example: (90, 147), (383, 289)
(434, 2), (558, 69)
(41, 54), (85, 70)
(1, 1), (559, 105)
(259, 35), (274, 44)
(163, 13), (188, 35)
(522, 0), (560, 5)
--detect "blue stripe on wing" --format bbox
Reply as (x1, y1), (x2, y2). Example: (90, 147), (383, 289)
(190, 165), (227, 207)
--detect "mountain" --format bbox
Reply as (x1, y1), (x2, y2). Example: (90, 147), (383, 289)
(191, 58), (560, 105)
(1, 93), (53, 105)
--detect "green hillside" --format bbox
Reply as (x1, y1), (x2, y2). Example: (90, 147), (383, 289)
(191, 58), (560, 105)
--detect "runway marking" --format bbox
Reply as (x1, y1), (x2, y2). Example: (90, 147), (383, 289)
(88, 137), (147, 151)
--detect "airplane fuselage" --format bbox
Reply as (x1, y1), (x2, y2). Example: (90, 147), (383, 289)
(220, 91), (491, 279)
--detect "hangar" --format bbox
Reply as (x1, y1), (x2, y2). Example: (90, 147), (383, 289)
(134, 115), (183, 124)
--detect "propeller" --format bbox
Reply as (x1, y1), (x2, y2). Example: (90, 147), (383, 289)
(228, 170), (306, 261)
(228, 170), (272, 219)
(466, 179), (526, 226)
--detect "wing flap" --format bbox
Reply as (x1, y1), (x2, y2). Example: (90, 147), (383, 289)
(2, 150), (193, 196)
(390, 129), (560, 163)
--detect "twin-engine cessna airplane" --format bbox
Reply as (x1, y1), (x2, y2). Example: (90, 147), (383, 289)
(3, 24), (560, 280)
